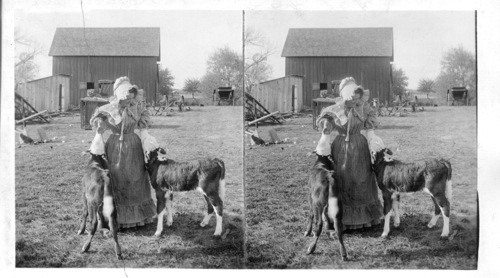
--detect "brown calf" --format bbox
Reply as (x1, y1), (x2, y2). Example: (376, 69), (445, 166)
(145, 148), (226, 237)
(77, 153), (122, 259)
(372, 148), (452, 238)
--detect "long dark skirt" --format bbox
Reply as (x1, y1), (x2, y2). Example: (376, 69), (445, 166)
(105, 133), (156, 228)
(331, 133), (383, 230)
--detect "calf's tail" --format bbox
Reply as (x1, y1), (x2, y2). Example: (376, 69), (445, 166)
(325, 170), (339, 226)
(443, 160), (453, 203)
(214, 158), (226, 201)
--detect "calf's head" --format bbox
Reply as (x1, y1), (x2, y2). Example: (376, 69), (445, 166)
(145, 147), (168, 170)
(372, 148), (394, 167)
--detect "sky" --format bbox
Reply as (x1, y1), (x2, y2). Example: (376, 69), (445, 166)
(246, 10), (475, 89)
(15, 9), (474, 90)
(15, 9), (242, 89)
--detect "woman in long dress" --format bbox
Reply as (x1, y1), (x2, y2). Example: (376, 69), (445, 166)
(316, 77), (385, 230)
(88, 77), (159, 228)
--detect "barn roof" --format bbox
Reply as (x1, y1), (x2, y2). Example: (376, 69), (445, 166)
(49, 27), (160, 58)
(281, 28), (393, 58)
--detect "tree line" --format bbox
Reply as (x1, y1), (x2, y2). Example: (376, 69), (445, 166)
(158, 27), (273, 106)
(392, 46), (476, 105)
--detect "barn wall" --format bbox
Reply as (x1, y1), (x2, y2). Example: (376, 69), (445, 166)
(17, 75), (71, 112)
(52, 56), (159, 107)
(250, 76), (303, 113)
(285, 57), (392, 108)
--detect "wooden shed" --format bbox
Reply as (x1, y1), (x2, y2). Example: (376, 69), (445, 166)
(17, 74), (71, 112)
(282, 28), (394, 108)
(49, 27), (161, 107)
(250, 76), (303, 113)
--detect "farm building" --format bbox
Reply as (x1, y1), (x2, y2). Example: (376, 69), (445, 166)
(49, 27), (161, 107)
(282, 28), (394, 108)
(17, 74), (71, 112)
(250, 76), (303, 113)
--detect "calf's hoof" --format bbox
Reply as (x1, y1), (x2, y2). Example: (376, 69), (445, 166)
(306, 245), (316, 255)
(304, 231), (311, 237)
(116, 254), (123, 260)
(154, 231), (162, 237)
(341, 255), (348, 261)
(166, 220), (173, 227)
(427, 223), (435, 229)
(213, 232), (222, 237)
(81, 243), (91, 253)
(394, 222), (400, 228)
(380, 233), (389, 239)
(200, 222), (208, 228)
(77, 229), (85, 235)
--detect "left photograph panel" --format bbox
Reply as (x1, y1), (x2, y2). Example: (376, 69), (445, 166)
(14, 9), (244, 268)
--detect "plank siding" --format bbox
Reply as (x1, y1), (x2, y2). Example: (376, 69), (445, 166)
(285, 57), (392, 108)
(250, 76), (303, 113)
(17, 75), (71, 112)
(52, 56), (159, 107)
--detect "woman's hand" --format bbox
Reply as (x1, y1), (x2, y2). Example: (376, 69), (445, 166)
(365, 129), (385, 163)
(139, 129), (159, 163)
(89, 132), (105, 155)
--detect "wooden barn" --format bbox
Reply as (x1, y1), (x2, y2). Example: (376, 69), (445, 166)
(17, 74), (71, 112)
(49, 27), (161, 107)
(250, 76), (303, 113)
(282, 28), (394, 108)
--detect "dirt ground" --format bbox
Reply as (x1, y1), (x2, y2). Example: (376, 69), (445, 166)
(15, 106), (244, 268)
(245, 106), (477, 269)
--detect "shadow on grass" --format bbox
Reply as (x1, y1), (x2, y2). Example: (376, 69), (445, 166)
(378, 125), (414, 130)
(149, 124), (181, 129)
(117, 211), (244, 263)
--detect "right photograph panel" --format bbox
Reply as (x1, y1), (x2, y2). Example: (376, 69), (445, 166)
(244, 10), (477, 269)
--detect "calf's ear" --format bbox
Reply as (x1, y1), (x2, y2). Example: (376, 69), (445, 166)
(383, 150), (394, 162)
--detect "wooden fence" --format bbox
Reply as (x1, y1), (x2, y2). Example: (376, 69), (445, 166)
(250, 76), (303, 113)
(17, 75), (71, 112)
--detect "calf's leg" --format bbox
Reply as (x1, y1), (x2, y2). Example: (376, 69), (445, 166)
(77, 194), (89, 235)
(428, 196), (442, 228)
(200, 195), (214, 227)
(304, 195), (314, 237)
(381, 191), (394, 238)
(435, 194), (451, 237)
(328, 197), (347, 260)
(165, 191), (173, 226)
(154, 189), (167, 237)
(306, 206), (323, 254)
(109, 214), (122, 259)
(392, 192), (401, 228)
(210, 194), (224, 236)
(82, 209), (98, 253)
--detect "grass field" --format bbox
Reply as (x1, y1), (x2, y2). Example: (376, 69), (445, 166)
(15, 106), (244, 268)
(245, 106), (477, 269)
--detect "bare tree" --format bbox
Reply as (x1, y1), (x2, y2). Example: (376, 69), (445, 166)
(243, 27), (273, 93)
(15, 28), (43, 90)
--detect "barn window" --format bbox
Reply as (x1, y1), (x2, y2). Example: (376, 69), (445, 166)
(79, 82), (95, 90)
(320, 83), (327, 90)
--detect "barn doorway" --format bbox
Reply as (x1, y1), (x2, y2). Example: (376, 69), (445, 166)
(291, 85), (297, 113)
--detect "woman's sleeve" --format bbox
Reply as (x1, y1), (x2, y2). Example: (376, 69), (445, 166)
(364, 103), (378, 130)
(137, 103), (152, 130)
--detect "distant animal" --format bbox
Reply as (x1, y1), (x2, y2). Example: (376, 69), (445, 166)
(371, 148), (452, 238)
(77, 152), (122, 259)
(304, 117), (347, 260)
(145, 148), (226, 237)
